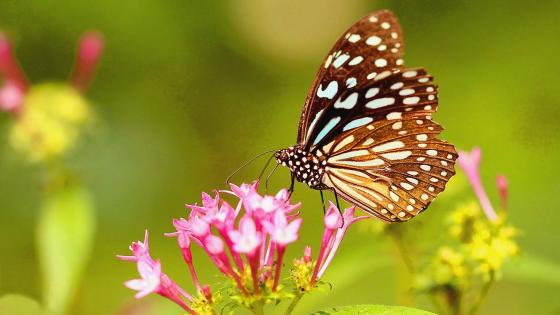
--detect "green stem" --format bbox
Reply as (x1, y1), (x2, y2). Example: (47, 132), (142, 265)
(284, 293), (304, 315)
(389, 227), (415, 274)
(250, 299), (265, 315)
(467, 272), (495, 315)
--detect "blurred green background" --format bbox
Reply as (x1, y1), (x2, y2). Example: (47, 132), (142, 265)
(1, 0), (559, 314)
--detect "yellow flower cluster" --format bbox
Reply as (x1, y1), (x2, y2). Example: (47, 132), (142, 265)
(9, 83), (92, 163)
(416, 200), (519, 291)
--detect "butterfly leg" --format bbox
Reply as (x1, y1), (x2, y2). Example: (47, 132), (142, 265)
(320, 190), (326, 213)
(288, 174), (295, 198)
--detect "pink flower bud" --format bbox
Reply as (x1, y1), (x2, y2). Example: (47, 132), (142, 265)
(496, 175), (508, 210)
(303, 246), (312, 263)
(70, 31), (103, 92)
(201, 284), (213, 301)
(457, 147), (498, 221)
(0, 33), (28, 92)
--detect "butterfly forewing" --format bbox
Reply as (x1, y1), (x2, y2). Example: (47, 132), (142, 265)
(297, 10), (405, 145)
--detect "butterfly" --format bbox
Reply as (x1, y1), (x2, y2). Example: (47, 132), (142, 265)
(274, 10), (457, 222)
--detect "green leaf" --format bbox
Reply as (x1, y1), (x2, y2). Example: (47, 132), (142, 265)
(0, 295), (45, 315)
(504, 252), (560, 285)
(36, 185), (96, 315)
(310, 304), (436, 315)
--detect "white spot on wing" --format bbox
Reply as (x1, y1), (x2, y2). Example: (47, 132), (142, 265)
(386, 112), (402, 120)
(317, 81), (338, 99)
(366, 88), (379, 98)
(381, 151), (412, 160)
(348, 56), (364, 66)
(334, 92), (359, 109)
(333, 54), (350, 68)
(375, 58), (388, 67)
(348, 34), (361, 43)
(366, 97), (394, 109)
(366, 36), (381, 46)
(372, 141), (405, 152)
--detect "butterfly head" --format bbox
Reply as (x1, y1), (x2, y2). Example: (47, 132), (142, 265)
(275, 146), (326, 189)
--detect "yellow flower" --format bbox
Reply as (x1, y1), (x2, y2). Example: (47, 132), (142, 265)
(9, 83), (92, 163)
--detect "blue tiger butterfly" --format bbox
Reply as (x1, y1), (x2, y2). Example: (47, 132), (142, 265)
(274, 10), (457, 222)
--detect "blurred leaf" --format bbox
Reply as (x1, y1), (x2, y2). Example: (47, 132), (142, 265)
(504, 252), (560, 285)
(36, 185), (96, 315)
(310, 304), (436, 314)
(0, 294), (45, 315)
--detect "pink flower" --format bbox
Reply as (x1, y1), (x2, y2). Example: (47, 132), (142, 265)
(228, 216), (262, 255)
(457, 147), (498, 221)
(262, 210), (302, 246)
(118, 232), (194, 314)
(0, 33), (28, 113)
(120, 182), (364, 312)
(125, 260), (162, 299)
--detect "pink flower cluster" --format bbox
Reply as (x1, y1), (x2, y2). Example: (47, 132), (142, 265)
(118, 182), (367, 313)
(0, 31), (103, 114)
(457, 147), (509, 221)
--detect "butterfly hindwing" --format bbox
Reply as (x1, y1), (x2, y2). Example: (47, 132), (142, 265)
(321, 115), (457, 221)
(298, 10), (405, 145)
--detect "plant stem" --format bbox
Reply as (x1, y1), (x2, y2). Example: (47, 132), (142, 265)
(250, 299), (265, 315)
(468, 272), (495, 315)
(284, 293), (303, 315)
(389, 227), (415, 274)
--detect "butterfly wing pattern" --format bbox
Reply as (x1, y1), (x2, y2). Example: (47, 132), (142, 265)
(275, 10), (457, 222)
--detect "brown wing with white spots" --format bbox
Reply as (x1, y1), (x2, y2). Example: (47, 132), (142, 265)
(297, 10), (404, 145)
(315, 70), (456, 222)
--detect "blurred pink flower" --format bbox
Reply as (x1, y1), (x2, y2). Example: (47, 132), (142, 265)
(457, 147), (498, 221)
(0, 31), (103, 114)
(70, 31), (104, 92)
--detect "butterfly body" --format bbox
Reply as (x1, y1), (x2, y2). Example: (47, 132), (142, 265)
(275, 146), (327, 189)
(276, 10), (457, 222)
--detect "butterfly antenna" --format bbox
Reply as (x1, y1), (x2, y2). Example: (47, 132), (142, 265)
(265, 163), (280, 193)
(226, 149), (278, 185)
(257, 153), (276, 182)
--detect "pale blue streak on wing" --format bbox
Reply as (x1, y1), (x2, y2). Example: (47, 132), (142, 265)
(313, 117), (341, 145)
(342, 117), (373, 131)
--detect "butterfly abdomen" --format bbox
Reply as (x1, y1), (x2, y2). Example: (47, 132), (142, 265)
(275, 146), (326, 189)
